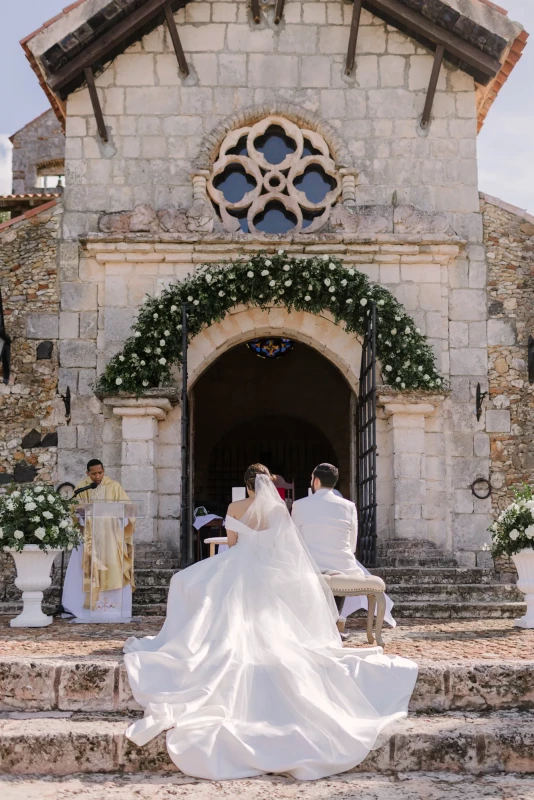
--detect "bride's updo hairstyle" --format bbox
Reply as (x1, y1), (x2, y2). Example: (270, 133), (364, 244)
(244, 463), (271, 493)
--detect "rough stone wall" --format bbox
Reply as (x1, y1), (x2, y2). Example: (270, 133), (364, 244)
(0, 203), (62, 485)
(482, 194), (534, 512)
(11, 109), (65, 194)
(63, 4), (481, 239)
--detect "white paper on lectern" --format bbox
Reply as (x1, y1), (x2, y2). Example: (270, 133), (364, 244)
(232, 487), (247, 501)
(193, 513), (223, 530)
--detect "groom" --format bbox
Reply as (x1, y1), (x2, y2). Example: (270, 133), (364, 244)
(291, 463), (363, 617)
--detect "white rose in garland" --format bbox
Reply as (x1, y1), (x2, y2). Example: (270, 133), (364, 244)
(0, 484), (82, 553)
(97, 251), (443, 396)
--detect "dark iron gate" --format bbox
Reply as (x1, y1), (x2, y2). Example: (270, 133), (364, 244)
(180, 303), (194, 567)
(356, 302), (378, 567)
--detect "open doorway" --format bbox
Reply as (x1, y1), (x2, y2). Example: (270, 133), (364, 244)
(192, 339), (354, 519)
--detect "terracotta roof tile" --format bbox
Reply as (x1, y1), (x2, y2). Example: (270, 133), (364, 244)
(477, 26), (529, 131)
(478, 0), (508, 15)
(0, 194), (61, 201)
(0, 199), (58, 234)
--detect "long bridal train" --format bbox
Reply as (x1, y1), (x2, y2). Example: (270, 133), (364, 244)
(123, 476), (417, 781)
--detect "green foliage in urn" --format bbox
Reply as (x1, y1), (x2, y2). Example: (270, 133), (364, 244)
(0, 485), (82, 552)
(97, 252), (443, 395)
(489, 485), (534, 558)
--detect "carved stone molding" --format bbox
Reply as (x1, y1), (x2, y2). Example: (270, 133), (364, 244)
(329, 205), (393, 235)
(393, 205), (454, 235)
(98, 202), (457, 239)
(193, 103), (353, 172)
(328, 204), (456, 237)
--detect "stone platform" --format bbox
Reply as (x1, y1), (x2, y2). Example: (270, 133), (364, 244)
(1, 617), (532, 662)
(2, 772), (534, 800)
(0, 617), (533, 785)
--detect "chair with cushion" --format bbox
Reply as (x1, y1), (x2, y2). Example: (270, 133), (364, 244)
(321, 573), (387, 647)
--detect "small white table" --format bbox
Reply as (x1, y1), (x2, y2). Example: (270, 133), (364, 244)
(204, 537), (228, 557)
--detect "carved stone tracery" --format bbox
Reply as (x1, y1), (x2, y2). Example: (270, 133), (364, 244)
(207, 116), (342, 235)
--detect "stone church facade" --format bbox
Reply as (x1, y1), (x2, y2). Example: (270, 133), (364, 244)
(2, 0), (532, 570)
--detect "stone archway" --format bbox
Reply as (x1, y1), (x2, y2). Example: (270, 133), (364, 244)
(187, 305), (361, 527)
(187, 305), (366, 393)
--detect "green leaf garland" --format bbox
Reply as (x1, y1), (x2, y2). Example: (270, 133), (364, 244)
(97, 252), (443, 395)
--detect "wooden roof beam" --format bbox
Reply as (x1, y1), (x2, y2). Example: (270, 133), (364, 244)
(421, 44), (444, 129)
(346, 0), (363, 75)
(364, 0), (502, 82)
(274, 0), (285, 25)
(251, 0), (261, 24)
(164, 0), (189, 75)
(84, 66), (108, 142)
(48, 0), (172, 93)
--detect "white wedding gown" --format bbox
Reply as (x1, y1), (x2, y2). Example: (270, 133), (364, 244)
(123, 476), (417, 781)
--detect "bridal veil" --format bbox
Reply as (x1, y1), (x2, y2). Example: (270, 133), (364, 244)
(123, 474), (417, 780)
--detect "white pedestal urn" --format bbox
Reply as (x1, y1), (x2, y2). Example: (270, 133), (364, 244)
(6, 545), (62, 628)
(512, 548), (534, 629)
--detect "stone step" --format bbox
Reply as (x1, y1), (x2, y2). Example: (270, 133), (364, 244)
(134, 557), (181, 568)
(373, 568), (514, 586)
(128, 567), (515, 589)
(132, 603), (166, 616)
(2, 657), (533, 715)
(377, 539), (442, 552)
(1, 711), (533, 776)
(380, 557), (459, 568)
(3, 773), (533, 800)
(387, 584), (523, 603)
(126, 583), (521, 606)
(391, 601), (526, 620)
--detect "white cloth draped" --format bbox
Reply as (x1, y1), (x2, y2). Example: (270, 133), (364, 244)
(123, 476), (417, 781)
(62, 544), (132, 622)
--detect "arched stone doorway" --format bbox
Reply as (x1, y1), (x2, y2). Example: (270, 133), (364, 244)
(192, 340), (353, 517)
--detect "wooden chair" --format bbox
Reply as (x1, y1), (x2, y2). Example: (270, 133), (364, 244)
(273, 475), (295, 510)
(321, 573), (387, 647)
(204, 537), (228, 557)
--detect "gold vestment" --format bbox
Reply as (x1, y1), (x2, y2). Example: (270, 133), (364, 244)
(73, 476), (135, 608)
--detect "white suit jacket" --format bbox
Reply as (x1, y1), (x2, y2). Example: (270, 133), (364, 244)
(291, 489), (362, 575)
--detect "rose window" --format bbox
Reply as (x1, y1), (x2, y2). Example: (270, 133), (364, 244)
(207, 117), (341, 235)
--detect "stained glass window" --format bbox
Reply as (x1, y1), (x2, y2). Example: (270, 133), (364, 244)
(247, 338), (294, 359)
(207, 116), (341, 235)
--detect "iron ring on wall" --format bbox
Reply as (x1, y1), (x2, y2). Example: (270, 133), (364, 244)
(470, 478), (492, 500)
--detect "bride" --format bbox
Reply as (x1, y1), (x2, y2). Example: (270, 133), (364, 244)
(123, 464), (417, 781)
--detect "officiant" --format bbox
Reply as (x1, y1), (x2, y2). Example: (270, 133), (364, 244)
(61, 459), (136, 622)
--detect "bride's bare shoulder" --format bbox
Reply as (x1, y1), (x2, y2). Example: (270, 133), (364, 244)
(227, 498), (252, 521)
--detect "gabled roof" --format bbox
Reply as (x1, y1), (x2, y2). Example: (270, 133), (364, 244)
(20, 0), (527, 132)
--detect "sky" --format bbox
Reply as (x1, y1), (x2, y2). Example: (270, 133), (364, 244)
(0, 0), (533, 212)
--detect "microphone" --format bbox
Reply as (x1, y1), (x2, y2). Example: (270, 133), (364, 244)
(73, 482), (98, 497)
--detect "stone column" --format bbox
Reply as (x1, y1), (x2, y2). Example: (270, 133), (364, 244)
(379, 394), (445, 544)
(106, 397), (172, 543)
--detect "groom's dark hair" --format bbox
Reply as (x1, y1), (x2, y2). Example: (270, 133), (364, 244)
(313, 463), (339, 488)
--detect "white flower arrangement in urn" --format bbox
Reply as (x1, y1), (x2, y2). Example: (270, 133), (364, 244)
(489, 485), (534, 629)
(0, 485), (81, 628)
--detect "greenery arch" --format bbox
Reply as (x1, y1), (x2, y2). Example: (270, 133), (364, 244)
(97, 251), (443, 394)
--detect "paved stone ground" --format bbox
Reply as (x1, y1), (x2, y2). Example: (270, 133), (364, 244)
(1, 616), (533, 661)
(2, 772), (534, 800)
